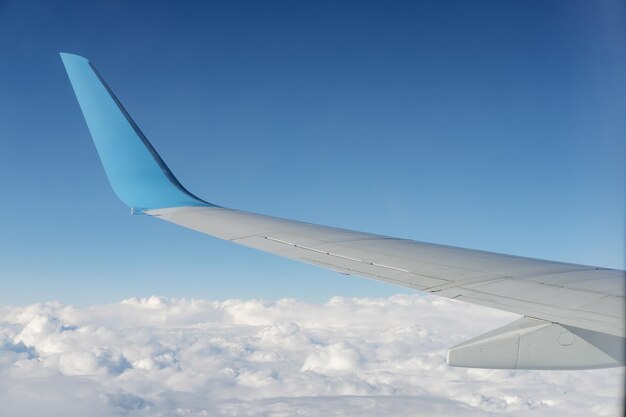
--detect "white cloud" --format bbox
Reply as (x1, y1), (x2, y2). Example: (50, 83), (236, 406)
(0, 294), (623, 417)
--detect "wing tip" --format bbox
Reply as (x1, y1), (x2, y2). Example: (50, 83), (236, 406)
(60, 52), (90, 64)
(61, 52), (215, 211)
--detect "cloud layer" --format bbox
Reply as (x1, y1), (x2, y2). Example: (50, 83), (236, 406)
(0, 294), (623, 417)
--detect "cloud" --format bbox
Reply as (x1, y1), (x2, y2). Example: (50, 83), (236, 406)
(0, 294), (623, 417)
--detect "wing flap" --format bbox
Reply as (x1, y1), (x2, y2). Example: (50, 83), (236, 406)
(447, 316), (623, 370)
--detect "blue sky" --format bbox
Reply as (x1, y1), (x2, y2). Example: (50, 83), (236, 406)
(0, 0), (624, 306)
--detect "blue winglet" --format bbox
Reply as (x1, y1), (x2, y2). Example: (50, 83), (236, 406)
(60, 53), (214, 212)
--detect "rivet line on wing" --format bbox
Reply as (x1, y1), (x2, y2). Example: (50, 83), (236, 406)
(264, 236), (363, 262)
(263, 236), (450, 284)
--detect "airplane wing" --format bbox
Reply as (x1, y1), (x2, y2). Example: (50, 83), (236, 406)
(61, 53), (625, 370)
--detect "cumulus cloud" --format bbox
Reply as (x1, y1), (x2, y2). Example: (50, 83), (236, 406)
(0, 294), (623, 417)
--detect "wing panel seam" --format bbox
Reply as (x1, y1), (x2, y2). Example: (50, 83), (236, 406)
(265, 236), (452, 283)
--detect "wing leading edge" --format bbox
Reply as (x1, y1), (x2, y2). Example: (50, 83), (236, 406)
(61, 53), (625, 370)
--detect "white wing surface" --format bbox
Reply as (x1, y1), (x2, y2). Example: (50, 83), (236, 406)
(61, 53), (625, 370)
